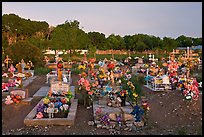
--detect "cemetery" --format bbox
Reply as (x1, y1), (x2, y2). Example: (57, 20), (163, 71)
(1, 12), (202, 135)
(2, 47), (202, 135)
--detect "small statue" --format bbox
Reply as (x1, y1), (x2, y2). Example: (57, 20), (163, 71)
(29, 60), (34, 69)
(16, 62), (22, 73)
(44, 102), (58, 118)
(110, 70), (115, 86)
(84, 52), (87, 61)
(4, 55), (12, 68)
(21, 59), (26, 72)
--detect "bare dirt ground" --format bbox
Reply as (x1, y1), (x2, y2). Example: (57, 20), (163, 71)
(2, 74), (202, 135)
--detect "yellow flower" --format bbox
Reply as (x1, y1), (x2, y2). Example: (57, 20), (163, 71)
(133, 93), (138, 98)
(99, 75), (104, 79)
(43, 97), (50, 104)
(78, 65), (86, 70)
(127, 81), (132, 86)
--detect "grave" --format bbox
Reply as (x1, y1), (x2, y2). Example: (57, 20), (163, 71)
(24, 98), (78, 126)
(22, 76), (37, 87)
(46, 70), (71, 86)
(9, 88), (33, 105)
(24, 75), (78, 126)
(93, 101), (135, 125)
(33, 86), (50, 99)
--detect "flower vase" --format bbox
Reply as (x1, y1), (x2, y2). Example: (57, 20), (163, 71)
(120, 95), (126, 106)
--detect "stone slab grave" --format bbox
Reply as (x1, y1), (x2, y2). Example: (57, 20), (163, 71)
(93, 100), (136, 127)
(33, 86), (50, 99)
(22, 75), (37, 87)
(24, 81), (78, 126)
(10, 89), (33, 104)
(24, 98), (78, 126)
(2, 75), (37, 97)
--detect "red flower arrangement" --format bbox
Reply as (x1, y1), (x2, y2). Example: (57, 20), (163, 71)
(10, 94), (22, 104)
(119, 90), (128, 97)
(107, 62), (115, 70)
(57, 62), (63, 69)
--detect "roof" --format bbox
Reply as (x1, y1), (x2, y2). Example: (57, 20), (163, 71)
(177, 45), (202, 50)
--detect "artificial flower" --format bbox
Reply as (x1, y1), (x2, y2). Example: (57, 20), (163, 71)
(107, 62), (115, 70)
(36, 112), (43, 119)
(57, 62), (63, 69)
(133, 93), (138, 98)
(83, 79), (90, 87)
(78, 65), (86, 70)
(86, 86), (91, 91)
(43, 97), (50, 104)
(88, 91), (93, 95)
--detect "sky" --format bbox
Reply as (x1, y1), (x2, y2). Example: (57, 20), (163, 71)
(2, 2), (202, 39)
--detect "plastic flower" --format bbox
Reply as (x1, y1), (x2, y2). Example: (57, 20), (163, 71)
(88, 91), (93, 95)
(5, 95), (14, 105)
(127, 81), (132, 86)
(83, 79), (90, 87)
(142, 101), (150, 111)
(86, 86), (91, 91)
(120, 90), (128, 96)
(107, 63), (115, 70)
(57, 62), (63, 69)
(99, 75), (104, 79)
(78, 65), (86, 70)
(78, 78), (84, 85)
(43, 97), (50, 104)
(63, 104), (69, 111)
(126, 74), (132, 80)
(133, 93), (138, 98)
(36, 112), (43, 119)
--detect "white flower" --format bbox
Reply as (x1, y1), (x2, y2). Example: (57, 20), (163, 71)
(63, 104), (69, 110)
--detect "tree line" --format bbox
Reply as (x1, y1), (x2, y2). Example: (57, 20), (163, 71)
(2, 13), (202, 67)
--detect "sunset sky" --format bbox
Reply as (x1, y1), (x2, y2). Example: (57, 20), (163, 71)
(2, 2), (202, 39)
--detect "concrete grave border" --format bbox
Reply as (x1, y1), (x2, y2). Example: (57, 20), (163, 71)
(24, 98), (78, 126)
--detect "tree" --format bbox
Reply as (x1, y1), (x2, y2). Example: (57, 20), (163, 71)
(88, 32), (107, 50)
(176, 35), (193, 47)
(88, 44), (97, 58)
(107, 34), (125, 50)
(192, 37), (202, 46)
(50, 20), (91, 56)
(5, 41), (44, 67)
(136, 41), (148, 52)
(2, 13), (49, 45)
(161, 37), (178, 52)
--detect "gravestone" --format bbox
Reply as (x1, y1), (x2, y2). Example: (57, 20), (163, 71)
(10, 89), (27, 99)
(10, 89), (32, 104)
(138, 58), (143, 64)
(50, 81), (70, 94)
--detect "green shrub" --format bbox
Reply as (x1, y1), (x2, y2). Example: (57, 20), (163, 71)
(94, 65), (100, 69)
(70, 68), (81, 75)
(34, 67), (51, 75)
